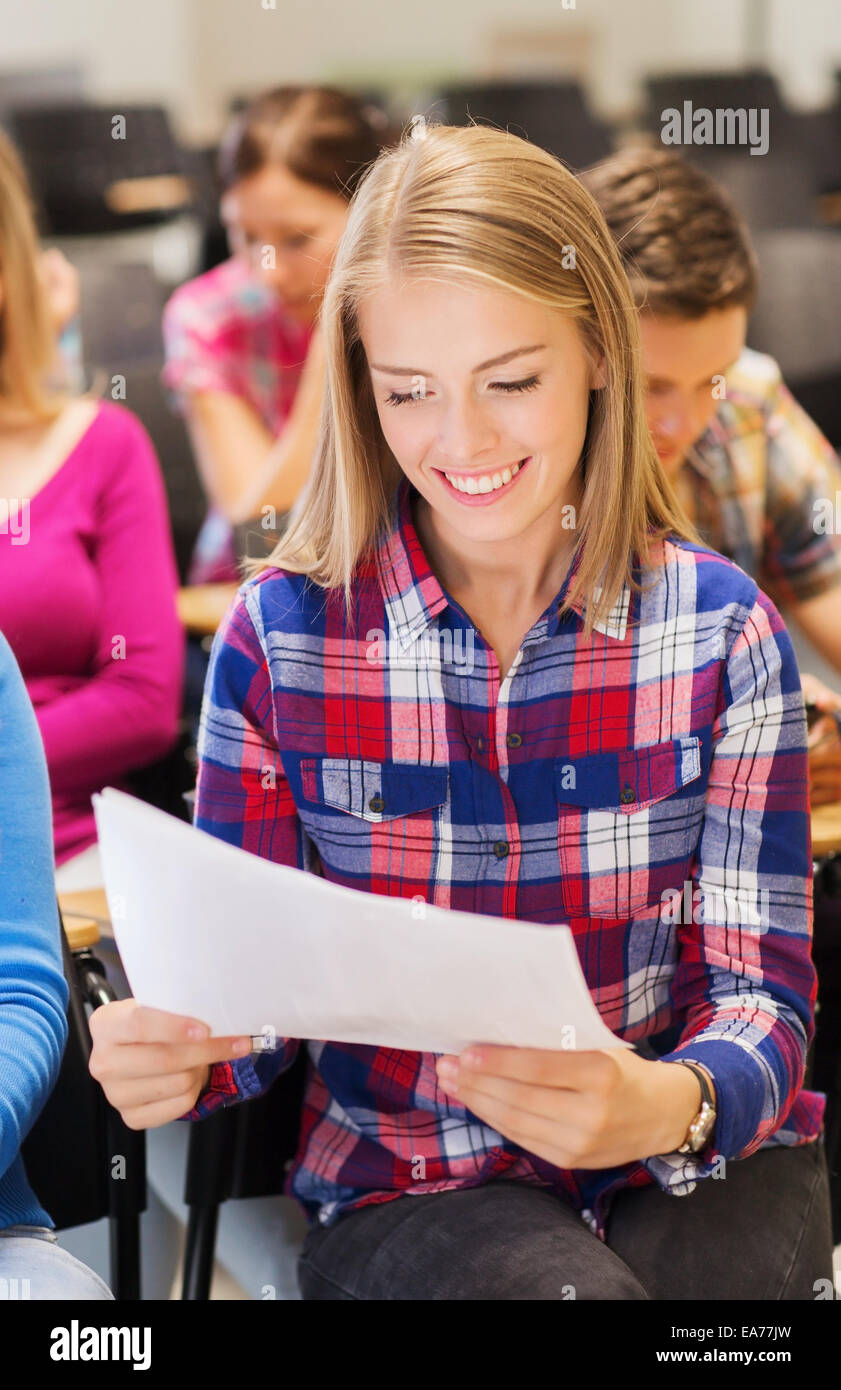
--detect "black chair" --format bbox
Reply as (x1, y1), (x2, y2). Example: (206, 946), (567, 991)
(20, 907), (147, 1299)
(686, 151), (819, 233)
(80, 367), (206, 587)
(180, 1047), (308, 1299)
(784, 103), (841, 199)
(78, 263), (168, 374)
(73, 258), (206, 586)
(747, 228), (841, 449)
(643, 68), (789, 148)
(124, 723), (197, 823)
(6, 103), (193, 236)
(434, 80), (614, 170)
(116, 368), (207, 586)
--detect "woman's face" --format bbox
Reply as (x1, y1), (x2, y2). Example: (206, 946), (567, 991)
(358, 276), (605, 550)
(222, 163), (348, 323)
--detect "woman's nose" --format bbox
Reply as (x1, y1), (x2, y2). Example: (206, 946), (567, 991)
(437, 395), (499, 461)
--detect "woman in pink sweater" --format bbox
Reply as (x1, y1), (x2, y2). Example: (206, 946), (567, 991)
(0, 130), (184, 891)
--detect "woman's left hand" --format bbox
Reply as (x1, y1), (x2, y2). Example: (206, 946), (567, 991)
(435, 1044), (707, 1170)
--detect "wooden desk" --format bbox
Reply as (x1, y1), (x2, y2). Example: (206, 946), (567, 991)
(811, 801), (841, 858)
(59, 888), (113, 939)
(177, 583), (238, 637)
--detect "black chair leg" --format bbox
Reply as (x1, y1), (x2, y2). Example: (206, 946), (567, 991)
(109, 1212), (142, 1301)
(181, 1206), (220, 1300)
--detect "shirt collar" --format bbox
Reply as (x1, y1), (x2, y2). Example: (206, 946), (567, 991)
(679, 415), (733, 486)
(375, 475), (631, 650)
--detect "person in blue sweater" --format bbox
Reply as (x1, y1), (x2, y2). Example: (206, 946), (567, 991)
(0, 630), (113, 1299)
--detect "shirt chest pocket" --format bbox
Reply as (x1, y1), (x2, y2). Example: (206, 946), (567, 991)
(554, 735), (706, 919)
(296, 757), (450, 883)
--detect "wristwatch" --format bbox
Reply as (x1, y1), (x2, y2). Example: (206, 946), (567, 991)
(672, 1060), (717, 1154)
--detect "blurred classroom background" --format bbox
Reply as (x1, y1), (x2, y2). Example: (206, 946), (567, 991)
(3, 0), (841, 1300)
(1, 0), (840, 620)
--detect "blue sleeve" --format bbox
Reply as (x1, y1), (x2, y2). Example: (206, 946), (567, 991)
(0, 631), (69, 1181)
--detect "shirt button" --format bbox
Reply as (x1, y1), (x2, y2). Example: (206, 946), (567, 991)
(476, 736), (485, 752)
(506, 732), (522, 748)
(493, 841), (510, 859)
(620, 785), (636, 805)
(368, 794), (386, 812)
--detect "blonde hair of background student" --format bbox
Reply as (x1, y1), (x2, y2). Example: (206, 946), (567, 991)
(0, 131), (66, 422)
(251, 119), (703, 639)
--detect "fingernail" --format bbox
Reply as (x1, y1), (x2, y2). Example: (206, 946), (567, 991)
(188, 1025), (208, 1040)
(461, 1050), (482, 1068)
(437, 1058), (457, 1078)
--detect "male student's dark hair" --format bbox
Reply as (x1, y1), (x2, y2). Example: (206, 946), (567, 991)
(580, 146), (759, 319)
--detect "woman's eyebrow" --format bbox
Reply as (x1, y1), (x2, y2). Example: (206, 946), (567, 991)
(369, 344), (547, 377)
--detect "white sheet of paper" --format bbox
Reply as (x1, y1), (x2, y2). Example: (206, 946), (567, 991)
(92, 787), (631, 1055)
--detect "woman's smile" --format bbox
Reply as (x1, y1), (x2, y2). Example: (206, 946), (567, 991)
(434, 456), (533, 506)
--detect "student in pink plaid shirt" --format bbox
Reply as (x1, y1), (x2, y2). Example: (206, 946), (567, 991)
(162, 86), (396, 585)
(92, 121), (834, 1301)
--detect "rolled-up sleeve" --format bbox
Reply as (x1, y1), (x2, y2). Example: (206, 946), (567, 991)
(642, 586), (817, 1193)
(177, 580), (309, 1120)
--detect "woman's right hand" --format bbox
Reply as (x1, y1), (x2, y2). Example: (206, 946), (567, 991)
(88, 1000), (252, 1129)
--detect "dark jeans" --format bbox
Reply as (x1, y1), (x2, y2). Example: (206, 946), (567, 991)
(297, 1140), (834, 1300)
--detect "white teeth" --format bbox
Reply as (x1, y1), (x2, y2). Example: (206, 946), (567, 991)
(443, 459), (527, 494)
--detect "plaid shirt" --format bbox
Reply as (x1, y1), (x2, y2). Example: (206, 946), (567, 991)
(162, 257), (313, 584)
(183, 473), (824, 1240)
(672, 347), (841, 607)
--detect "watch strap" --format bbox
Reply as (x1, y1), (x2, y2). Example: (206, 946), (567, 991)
(676, 1060), (715, 1109)
(673, 1059), (716, 1154)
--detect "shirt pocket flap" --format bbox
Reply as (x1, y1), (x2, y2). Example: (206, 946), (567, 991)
(300, 757), (449, 822)
(554, 735), (703, 813)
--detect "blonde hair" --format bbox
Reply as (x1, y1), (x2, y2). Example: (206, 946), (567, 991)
(0, 129), (64, 419)
(254, 119), (701, 639)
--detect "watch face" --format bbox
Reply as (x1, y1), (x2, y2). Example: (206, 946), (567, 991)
(690, 1107), (716, 1151)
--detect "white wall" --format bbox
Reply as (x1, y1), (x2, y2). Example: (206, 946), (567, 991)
(0, 0), (203, 134)
(191, 0), (841, 127)
(1, 0), (841, 144)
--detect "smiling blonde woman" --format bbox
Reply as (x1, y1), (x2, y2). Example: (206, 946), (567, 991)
(90, 120), (833, 1302)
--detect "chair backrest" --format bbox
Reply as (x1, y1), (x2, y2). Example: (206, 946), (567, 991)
(685, 150), (819, 233)
(748, 229), (841, 448)
(96, 373), (206, 585)
(123, 725), (196, 823)
(79, 262), (167, 372)
(6, 103), (190, 235)
(644, 68), (785, 133)
(434, 80), (614, 169)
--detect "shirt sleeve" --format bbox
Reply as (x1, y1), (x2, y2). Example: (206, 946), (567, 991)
(34, 409), (185, 795)
(177, 582), (310, 1121)
(761, 372), (841, 605)
(0, 633), (69, 1184)
(161, 282), (244, 407)
(640, 584), (817, 1194)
